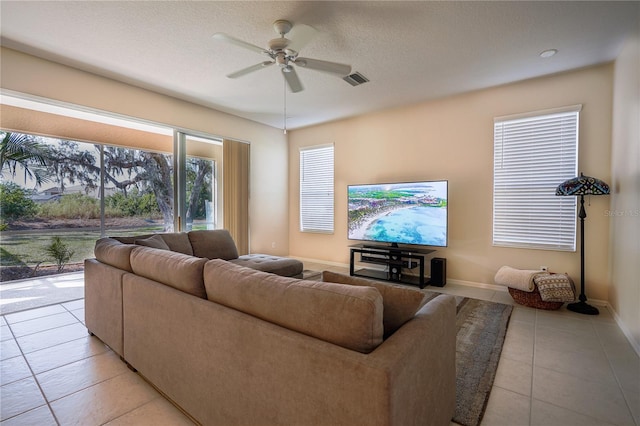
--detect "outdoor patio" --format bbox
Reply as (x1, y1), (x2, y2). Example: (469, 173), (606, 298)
(0, 272), (84, 316)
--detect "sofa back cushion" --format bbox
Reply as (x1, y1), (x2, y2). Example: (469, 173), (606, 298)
(94, 238), (136, 272)
(111, 234), (155, 244)
(188, 230), (239, 260)
(130, 246), (207, 298)
(322, 271), (427, 338)
(111, 233), (193, 256)
(203, 260), (384, 353)
(135, 235), (170, 250)
(158, 233), (194, 256)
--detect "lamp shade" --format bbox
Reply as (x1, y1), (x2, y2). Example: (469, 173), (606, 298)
(556, 173), (610, 196)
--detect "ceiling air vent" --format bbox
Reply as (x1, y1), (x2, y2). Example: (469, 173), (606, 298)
(343, 72), (369, 87)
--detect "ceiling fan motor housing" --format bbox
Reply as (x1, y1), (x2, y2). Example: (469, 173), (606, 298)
(268, 37), (290, 52)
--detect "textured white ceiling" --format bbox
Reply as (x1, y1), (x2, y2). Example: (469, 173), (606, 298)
(1, 1), (638, 130)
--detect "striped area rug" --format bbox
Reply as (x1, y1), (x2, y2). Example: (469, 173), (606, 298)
(423, 292), (513, 426)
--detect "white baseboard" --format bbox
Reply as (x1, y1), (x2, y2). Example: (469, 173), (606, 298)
(290, 256), (350, 269)
(606, 305), (640, 357)
(444, 278), (508, 292)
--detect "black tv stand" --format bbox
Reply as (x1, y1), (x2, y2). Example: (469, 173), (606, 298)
(349, 243), (435, 288)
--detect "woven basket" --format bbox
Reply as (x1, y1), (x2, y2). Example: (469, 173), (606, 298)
(508, 285), (563, 310)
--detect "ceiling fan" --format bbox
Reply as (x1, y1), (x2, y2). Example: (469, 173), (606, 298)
(213, 20), (352, 93)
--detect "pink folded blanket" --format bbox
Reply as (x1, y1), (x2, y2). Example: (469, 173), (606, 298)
(494, 266), (543, 292)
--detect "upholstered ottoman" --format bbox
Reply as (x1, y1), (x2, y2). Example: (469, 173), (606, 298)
(230, 254), (303, 278)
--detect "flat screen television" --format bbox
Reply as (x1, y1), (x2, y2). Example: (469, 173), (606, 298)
(347, 180), (448, 247)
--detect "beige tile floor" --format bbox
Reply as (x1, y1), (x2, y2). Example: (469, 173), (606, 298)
(1, 263), (638, 425)
(0, 299), (195, 425)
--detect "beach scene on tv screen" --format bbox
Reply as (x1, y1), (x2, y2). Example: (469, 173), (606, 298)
(348, 182), (447, 246)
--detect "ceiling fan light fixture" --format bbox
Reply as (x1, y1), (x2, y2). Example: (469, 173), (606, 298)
(275, 52), (287, 67)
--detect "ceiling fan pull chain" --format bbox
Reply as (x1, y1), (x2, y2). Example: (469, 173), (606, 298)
(283, 76), (287, 134)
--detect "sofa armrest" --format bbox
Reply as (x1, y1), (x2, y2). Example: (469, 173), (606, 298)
(84, 259), (128, 357)
(369, 294), (457, 426)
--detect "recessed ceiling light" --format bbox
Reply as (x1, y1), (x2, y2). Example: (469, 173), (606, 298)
(540, 49), (558, 58)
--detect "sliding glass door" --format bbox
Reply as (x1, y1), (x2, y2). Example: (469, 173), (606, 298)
(174, 133), (221, 232)
(0, 132), (173, 279)
(0, 95), (229, 281)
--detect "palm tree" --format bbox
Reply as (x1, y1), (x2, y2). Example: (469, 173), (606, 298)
(0, 132), (51, 186)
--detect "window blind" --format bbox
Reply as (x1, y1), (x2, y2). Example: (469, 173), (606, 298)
(493, 106), (580, 251)
(300, 144), (334, 233)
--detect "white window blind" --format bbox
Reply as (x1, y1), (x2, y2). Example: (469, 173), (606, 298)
(300, 144), (334, 233)
(493, 105), (580, 251)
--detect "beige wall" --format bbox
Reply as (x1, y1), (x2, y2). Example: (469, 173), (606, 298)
(0, 47), (289, 255)
(610, 25), (640, 351)
(0, 104), (174, 152)
(289, 64), (614, 301)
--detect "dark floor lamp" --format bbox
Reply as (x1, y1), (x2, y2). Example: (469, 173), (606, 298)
(556, 173), (610, 315)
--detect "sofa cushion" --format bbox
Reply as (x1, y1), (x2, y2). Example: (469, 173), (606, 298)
(110, 234), (155, 244)
(322, 271), (427, 338)
(158, 233), (194, 256)
(94, 238), (136, 272)
(135, 235), (170, 250)
(130, 246), (208, 298)
(203, 260), (384, 354)
(188, 230), (239, 260)
(111, 233), (192, 255)
(229, 254), (303, 277)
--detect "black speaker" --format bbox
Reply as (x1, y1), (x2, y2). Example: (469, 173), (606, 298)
(430, 258), (446, 287)
(389, 265), (402, 281)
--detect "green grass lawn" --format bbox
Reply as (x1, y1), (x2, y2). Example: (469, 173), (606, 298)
(0, 225), (165, 267)
(0, 220), (212, 269)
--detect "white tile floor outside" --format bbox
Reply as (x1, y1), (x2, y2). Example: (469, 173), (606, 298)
(1, 263), (639, 425)
(0, 272), (85, 316)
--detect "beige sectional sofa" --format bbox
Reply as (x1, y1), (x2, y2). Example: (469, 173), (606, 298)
(110, 229), (304, 277)
(85, 230), (456, 426)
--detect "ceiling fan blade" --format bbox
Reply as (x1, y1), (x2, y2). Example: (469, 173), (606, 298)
(287, 24), (318, 53)
(227, 61), (274, 79)
(293, 57), (352, 76)
(213, 33), (268, 55)
(282, 67), (303, 93)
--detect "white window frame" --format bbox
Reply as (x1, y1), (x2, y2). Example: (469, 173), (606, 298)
(299, 144), (334, 233)
(493, 105), (581, 251)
